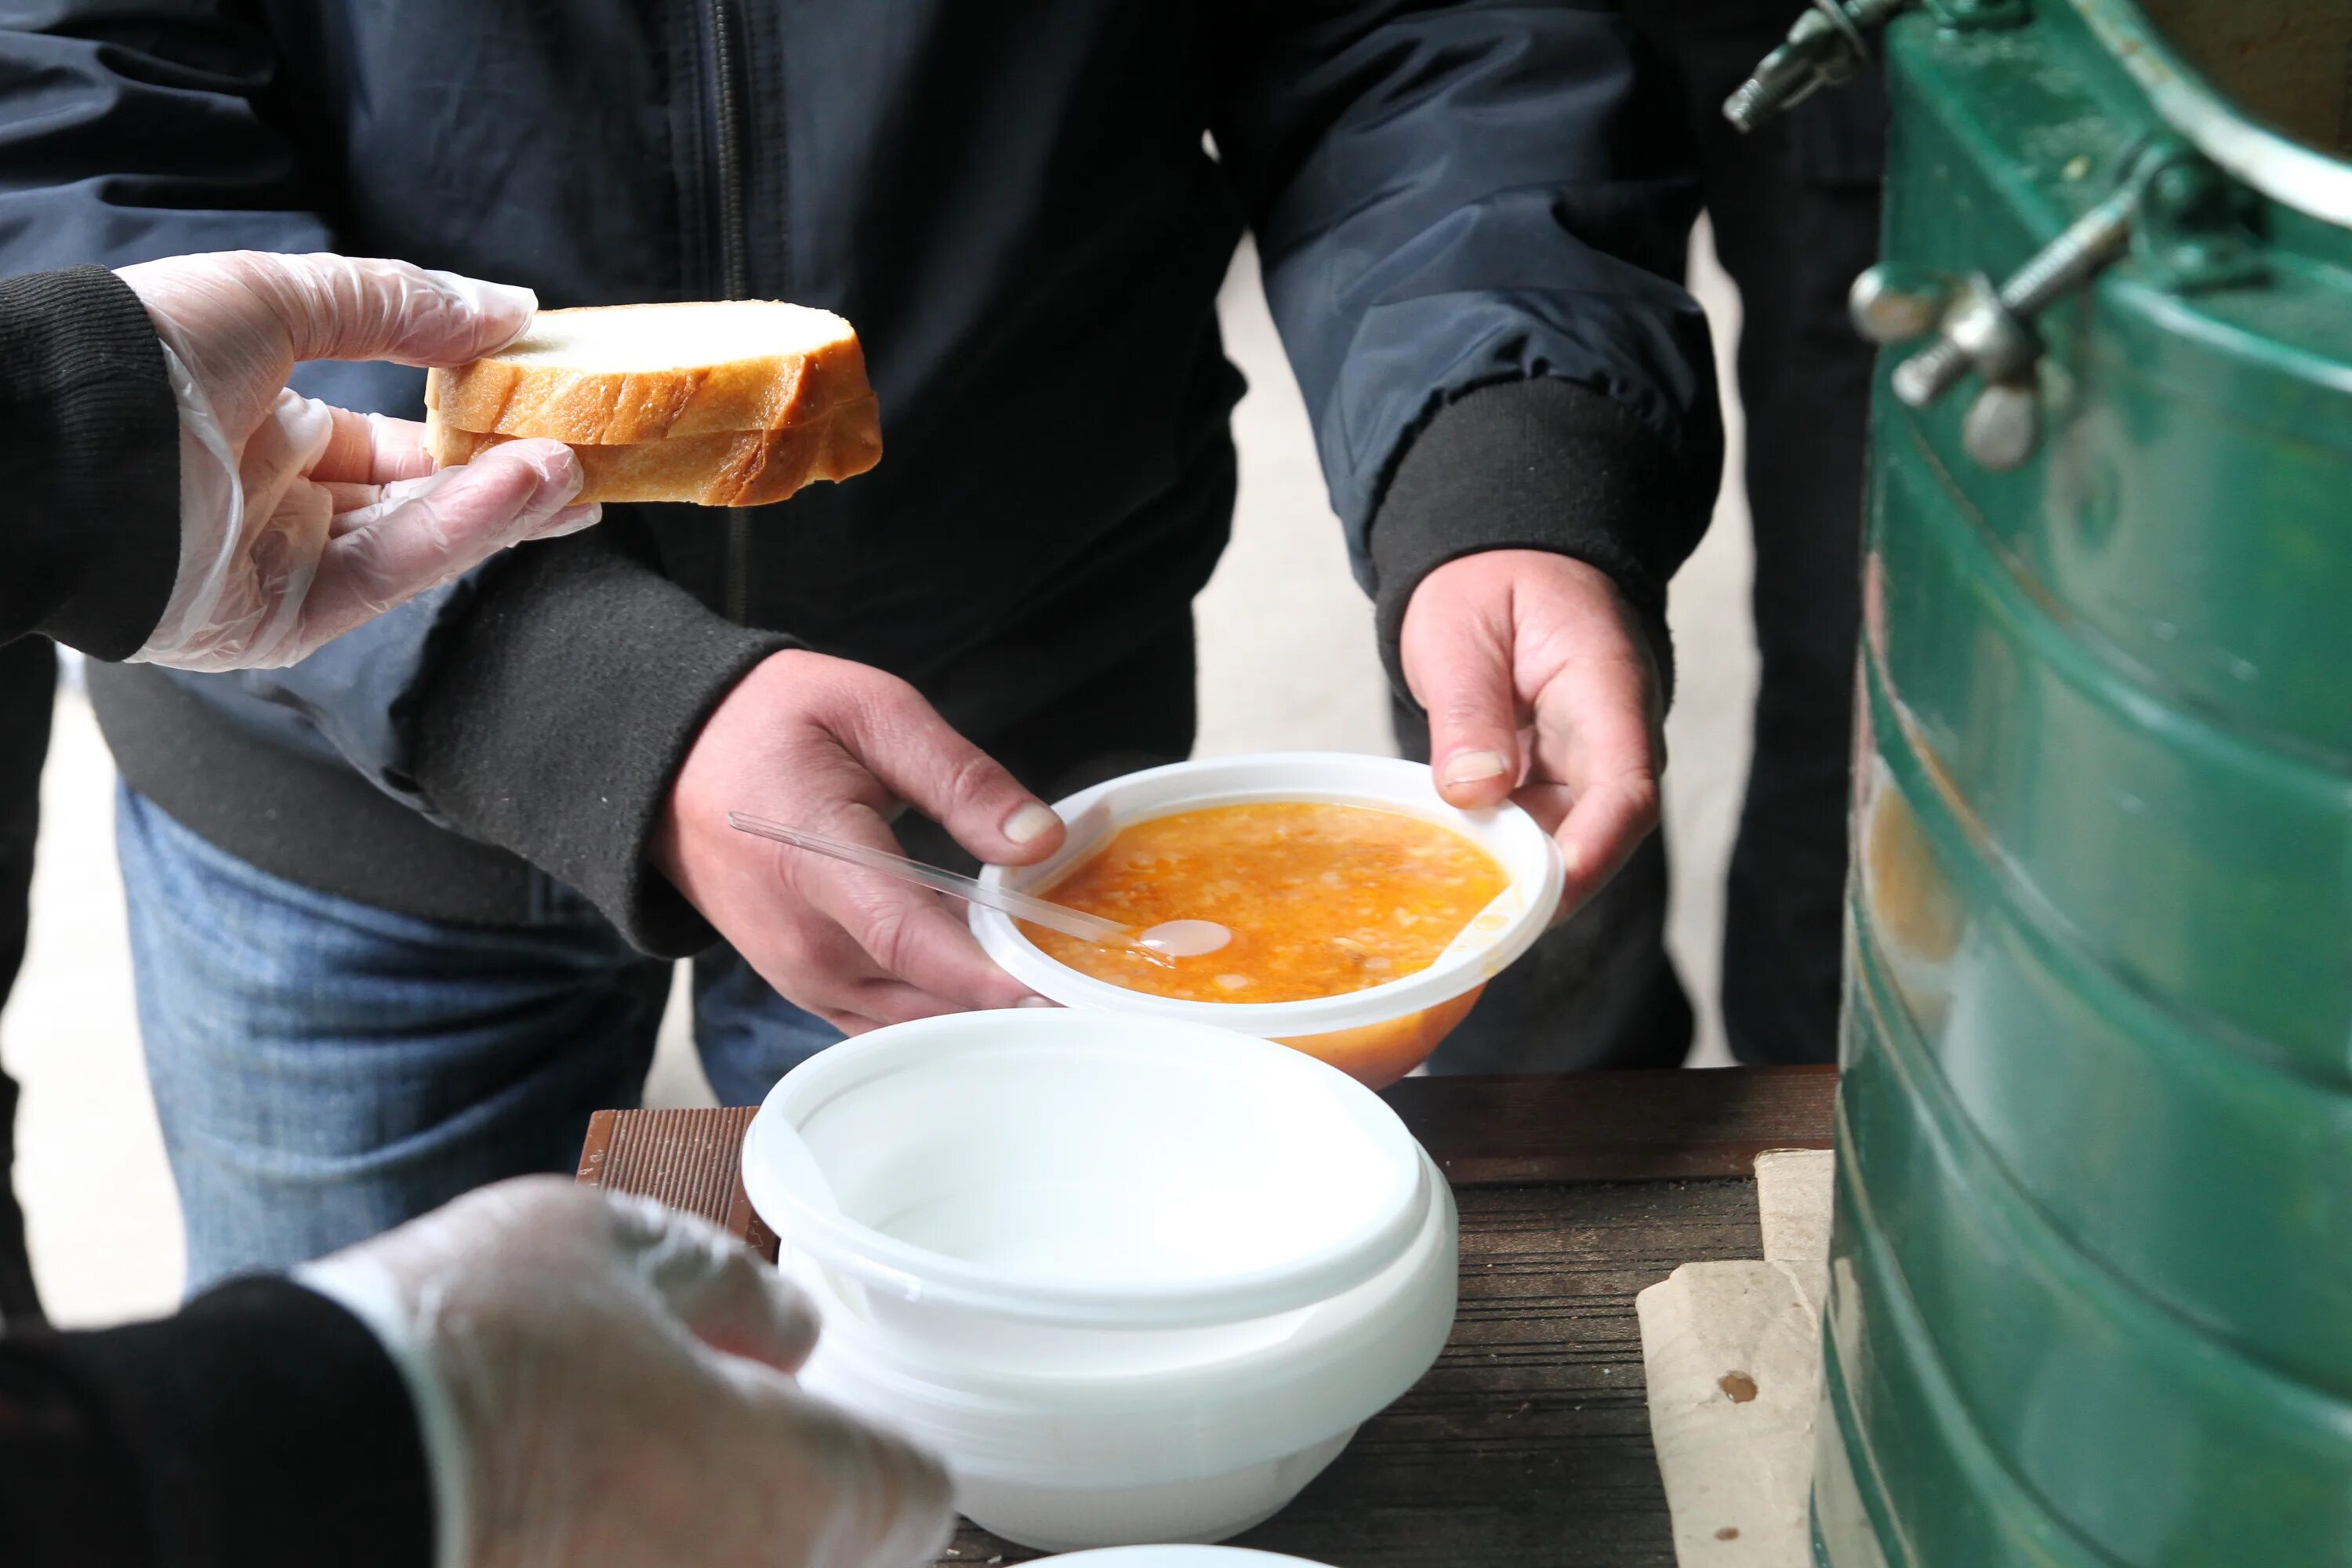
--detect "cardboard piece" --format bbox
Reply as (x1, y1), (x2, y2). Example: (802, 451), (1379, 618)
(1755, 1149), (1836, 1265)
(1634, 1147), (1838, 1566)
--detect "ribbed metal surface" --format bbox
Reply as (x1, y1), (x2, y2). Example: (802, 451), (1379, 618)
(1820, 4), (2352, 1563)
(578, 1105), (773, 1261)
(604, 1107), (739, 1218)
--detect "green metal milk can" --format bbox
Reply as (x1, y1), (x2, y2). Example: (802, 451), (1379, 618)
(1732, 3), (2352, 1564)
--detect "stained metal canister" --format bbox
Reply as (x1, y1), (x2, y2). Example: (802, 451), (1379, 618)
(1818, 2), (2352, 1563)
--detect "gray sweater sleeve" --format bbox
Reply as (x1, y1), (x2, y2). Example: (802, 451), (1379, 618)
(411, 525), (791, 955)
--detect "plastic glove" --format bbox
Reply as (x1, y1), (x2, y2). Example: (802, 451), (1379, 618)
(113, 251), (599, 671)
(296, 1177), (953, 1568)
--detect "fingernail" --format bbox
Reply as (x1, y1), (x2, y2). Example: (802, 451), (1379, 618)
(481, 280), (539, 319)
(1441, 750), (1510, 787)
(1015, 996), (1058, 1009)
(520, 443), (585, 506)
(441, 271), (538, 325)
(429, 269), (539, 350)
(538, 501), (602, 538)
(1003, 802), (1062, 845)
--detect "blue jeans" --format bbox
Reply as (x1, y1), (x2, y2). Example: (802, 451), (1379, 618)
(118, 786), (841, 1289)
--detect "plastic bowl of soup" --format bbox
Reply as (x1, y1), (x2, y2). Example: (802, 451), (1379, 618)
(971, 753), (1564, 1086)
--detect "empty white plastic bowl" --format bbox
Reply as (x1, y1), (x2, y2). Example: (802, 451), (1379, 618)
(786, 1154), (1455, 1549)
(742, 1011), (1433, 1354)
(740, 1011), (1459, 1550)
(970, 753), (1563, 1086)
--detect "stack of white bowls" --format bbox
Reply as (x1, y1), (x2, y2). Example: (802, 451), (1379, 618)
(742, 1011), (1457, 1552)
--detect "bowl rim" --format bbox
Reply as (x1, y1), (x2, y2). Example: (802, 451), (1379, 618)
(968, 753), (1565, 1035)
(790, 1156), (1460, 1483)
(742, 1011), (1436, 1327)
(797, 1152), (1457, 1399)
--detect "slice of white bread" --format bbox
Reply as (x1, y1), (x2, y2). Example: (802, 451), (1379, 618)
(425, 301), (873, 444)
(425, 397), (882, 508)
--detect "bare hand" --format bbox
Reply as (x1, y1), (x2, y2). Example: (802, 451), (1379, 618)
(1399, 550), (1664, 917)
(654, 650), (1067, 1033)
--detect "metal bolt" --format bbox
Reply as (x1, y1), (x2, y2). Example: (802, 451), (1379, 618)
(1963, 383), (2040, 470)
(2150, 162), (2208, 215)
(1849, 266), (1946, 343)
(1998, 183), (2139, 318)
(1891, 334), (1972, 409)
(1891, 274), (2003, 408)
(1724, 12), (1847, 132)
(1892, 183), (2140, 412)
(1945, 289), (2040, 384)
(1724, 0), (1913, 132)
(2127, 143), (2263, 292)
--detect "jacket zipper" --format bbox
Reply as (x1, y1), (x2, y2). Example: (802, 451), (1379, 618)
(709, 0), (753, 622)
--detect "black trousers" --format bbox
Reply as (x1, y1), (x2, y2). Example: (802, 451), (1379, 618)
(1417, 0), (1882, 1071)
(0, 634), (52, 1323)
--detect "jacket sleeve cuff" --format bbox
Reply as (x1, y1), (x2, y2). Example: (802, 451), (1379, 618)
(412, 532), (791, 955)
(0, 267), (180, 659)
(6, 1276), (434, 1568)
(1367, 377), (1719, 704)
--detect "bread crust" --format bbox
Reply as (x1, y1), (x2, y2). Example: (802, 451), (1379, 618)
(424, 304), (872, 443)
(425, 397), (882, 508)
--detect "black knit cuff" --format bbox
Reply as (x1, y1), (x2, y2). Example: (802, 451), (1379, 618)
(0, 267), (180, 659)
(413, 532), (791, 955)
(20, 1276), (434, 1568)
(1367, 377), (1719, 705)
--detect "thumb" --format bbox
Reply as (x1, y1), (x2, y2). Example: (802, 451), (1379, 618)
(607, 1195), (824, 1376)
(821, 670), (1067, 866)
(293, 439), (591, 648)
(240, 252), (539, 368)
(1402, 591), (1523, 810)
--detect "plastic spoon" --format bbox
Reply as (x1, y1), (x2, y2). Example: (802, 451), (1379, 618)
(726, 813), (1232, 960)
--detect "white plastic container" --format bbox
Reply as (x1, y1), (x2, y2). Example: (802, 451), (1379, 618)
(971, 753), (1563, 1086)
(740, 1011), (1458, 1551)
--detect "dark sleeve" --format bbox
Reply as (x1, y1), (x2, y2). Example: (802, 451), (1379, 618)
(0, 7), (771, 946)
(0, 267), (179, 658)
(0, 5), (338, 268)
(1211, 0), (1722, 691)
(412, 523), (793, 955)
(0, 1277), (434, 1568)
(0, 3), (445, 811)
(1367, 378), (1715, 692)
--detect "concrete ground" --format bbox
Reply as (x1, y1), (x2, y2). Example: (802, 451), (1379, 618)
(1, 235), (1753, 1327)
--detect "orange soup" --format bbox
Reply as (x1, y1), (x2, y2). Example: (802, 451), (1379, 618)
(1020, 802), (1509, 1004)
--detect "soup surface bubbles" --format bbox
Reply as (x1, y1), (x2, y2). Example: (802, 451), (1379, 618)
(1021, 802), (1508, 1004)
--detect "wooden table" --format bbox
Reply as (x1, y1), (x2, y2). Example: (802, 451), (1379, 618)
(579, 1066), (1838, 1566)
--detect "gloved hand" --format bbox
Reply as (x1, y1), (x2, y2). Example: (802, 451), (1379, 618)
(296, 1177), (953, 1568)
(113, 251), (598, 671)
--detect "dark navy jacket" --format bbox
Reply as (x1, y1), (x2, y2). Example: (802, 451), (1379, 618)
(0, 0), (1719, 949)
